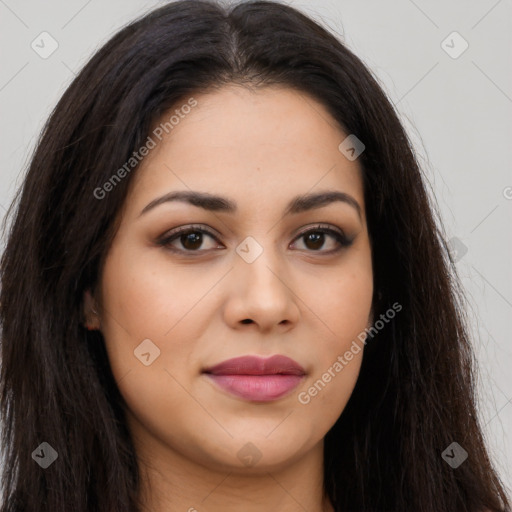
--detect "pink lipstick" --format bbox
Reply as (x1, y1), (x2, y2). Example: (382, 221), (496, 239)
(203, 354), (306, 402)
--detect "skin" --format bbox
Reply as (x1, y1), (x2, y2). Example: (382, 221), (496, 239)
(84, 84), (374, 512)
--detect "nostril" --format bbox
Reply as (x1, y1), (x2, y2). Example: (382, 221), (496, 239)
(241, 319), (253, 324)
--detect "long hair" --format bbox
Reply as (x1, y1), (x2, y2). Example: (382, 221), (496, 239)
(0, 1), (509, 510)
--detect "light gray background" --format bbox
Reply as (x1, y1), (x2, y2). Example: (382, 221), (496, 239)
(1, 0), (511, 496)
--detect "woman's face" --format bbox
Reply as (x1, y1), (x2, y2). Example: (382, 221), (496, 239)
(90, 85), (373, 473)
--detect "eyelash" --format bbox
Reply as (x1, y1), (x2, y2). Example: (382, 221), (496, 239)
(157, 223), (354, 255)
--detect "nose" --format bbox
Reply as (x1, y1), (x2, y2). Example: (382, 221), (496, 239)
(222, 244), (300, 333)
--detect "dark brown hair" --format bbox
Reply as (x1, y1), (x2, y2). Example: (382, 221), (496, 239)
(1, 1), (510, 511)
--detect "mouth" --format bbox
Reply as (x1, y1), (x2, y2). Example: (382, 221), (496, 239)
(202, 354), (306, 402)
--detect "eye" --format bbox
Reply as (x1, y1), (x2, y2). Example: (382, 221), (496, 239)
(157, 225), (222, 253)
(157, 223), (354, 255)
(290, 224), (353, 254)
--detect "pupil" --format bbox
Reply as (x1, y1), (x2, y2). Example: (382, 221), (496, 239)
(183, 232), (202, 250)
(179, 231), (326, 251)
(306, 232), (324, 250)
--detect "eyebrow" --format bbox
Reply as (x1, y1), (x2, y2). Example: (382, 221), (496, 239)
(139, 189), (362, 220)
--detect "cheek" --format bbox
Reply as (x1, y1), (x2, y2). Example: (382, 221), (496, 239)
(97, 249), (207, 433)
(99, 240), (213, 340)
(299, 354), (363, 418)
(318, 259), (373, 347)
(97, 242), (195, 380)
(97, 238), (232, 400)
(300, 257), (372, 412)
(298, 291), (367, 421)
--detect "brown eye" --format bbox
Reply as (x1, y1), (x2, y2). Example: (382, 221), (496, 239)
(291, 225), (353, 254)
(179, 231), (204, 251)
(157, 223), (353, 256)
(158, 225), (222, 253)
(303, 232), (326, 250)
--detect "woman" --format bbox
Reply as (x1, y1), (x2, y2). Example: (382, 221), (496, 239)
(0, 1), (509, 511)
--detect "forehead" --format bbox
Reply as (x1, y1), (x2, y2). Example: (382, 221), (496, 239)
(125, 85), (365, 219)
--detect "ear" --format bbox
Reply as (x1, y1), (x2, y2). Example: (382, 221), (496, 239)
(82, 288), (101, 330)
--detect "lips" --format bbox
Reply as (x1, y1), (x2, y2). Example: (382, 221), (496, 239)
(203, 355), (306, 402)
(203, 354), (306, 376)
